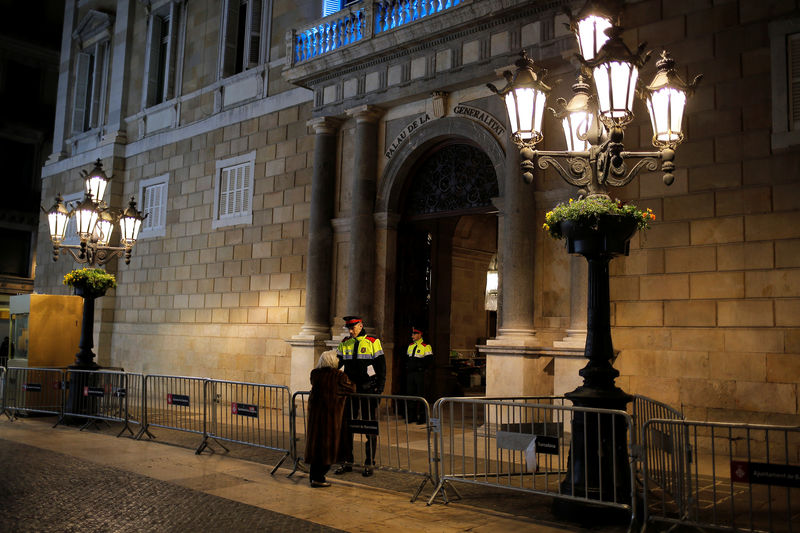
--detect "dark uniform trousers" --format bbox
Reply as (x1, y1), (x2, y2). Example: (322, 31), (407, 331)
(338, 388), (378, 466)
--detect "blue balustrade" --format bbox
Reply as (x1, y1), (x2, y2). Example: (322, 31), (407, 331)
(293, 0), (462, 64)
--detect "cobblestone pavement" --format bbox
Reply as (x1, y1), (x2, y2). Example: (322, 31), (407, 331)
(0, 438), (343, 533)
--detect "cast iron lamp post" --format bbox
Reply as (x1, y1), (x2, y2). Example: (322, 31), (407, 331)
(489, 2), (700, 507)
(41, 159), (146, 372)
(42, 159), (146, 266)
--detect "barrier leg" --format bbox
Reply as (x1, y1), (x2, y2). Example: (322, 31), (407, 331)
(270, 451), (291, 475)
(135, 425), (156, 440)
(286, 457), (305, 478)
(411, 474), (433, 503)
(116, 421), (135, 438)
(195, 435), (229, 455)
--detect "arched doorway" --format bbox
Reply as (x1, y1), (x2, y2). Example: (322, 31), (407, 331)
(392, 142), (499, 400)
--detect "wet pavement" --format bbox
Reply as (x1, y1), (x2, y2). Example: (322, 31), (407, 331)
(0, 416), (624, 532)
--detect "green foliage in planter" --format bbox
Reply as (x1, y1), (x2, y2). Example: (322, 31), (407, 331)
(63, 268), (117, 293)
(542, 196), (656, 240)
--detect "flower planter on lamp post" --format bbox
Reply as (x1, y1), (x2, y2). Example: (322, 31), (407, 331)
(63, 268), (116, 369)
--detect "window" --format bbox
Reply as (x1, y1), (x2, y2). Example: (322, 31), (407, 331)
(71, 10), (113, 135)
(213, 152), (255, 229)
(61, 192), (83, 246)
(143, 1), (183, 107)
(770, 19), (800, 149)
(220, 0), (264, 77)
(138, 174), (169, 238)
(323, 0), (359, 17)
(72, 42), (109, 134)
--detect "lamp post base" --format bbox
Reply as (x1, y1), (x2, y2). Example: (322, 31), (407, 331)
(554, 215), (638, 512)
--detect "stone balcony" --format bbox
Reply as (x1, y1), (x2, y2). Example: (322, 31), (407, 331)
(283, 0), (575, 115)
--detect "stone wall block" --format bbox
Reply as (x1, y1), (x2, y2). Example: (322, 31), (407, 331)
(724, 328), (784, 353)
(746, 212), (800, 241)
(690, 217), (744, 245)
(734, 381), (796, 415)
(663, 192), (715, 221)
(665, 246), (716, 273)
(717, 300), (774, 327)
(689, 162), (742, 192)
(690, 272), (744, 299)
(616, 301), (663, 326)
(717, 242), (773, 271)
(664, 300), (717, 326)
(715, 187), (772, 217)
(671, 328), (725, 352)
(745, 270), (800, 298)
(640, 274), (690, 300)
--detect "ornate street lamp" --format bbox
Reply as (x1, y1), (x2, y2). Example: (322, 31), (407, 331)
(489, 5), (701, 508)
(42, 159), (146, 265)
(568, 0), (617, 62)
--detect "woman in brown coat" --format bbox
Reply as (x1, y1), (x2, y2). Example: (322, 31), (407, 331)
(304, 350), (355, 487)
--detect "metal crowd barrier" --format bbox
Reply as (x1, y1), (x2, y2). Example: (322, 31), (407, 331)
(630, 395), (684, 446)
(429, 397), (636, 525)
(200, 379), (292, 472)
(290, 391), (434, 502)
(642, 419), (800, 533)
(136, 374), (206, 446)
(56, 370), (144, 436)
(3, 367), (65, 419)
(0, 367), (5, 416)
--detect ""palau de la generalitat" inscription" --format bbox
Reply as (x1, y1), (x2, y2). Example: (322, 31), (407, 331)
(385, 113), (431, 160)
(453, 104), (506, 138)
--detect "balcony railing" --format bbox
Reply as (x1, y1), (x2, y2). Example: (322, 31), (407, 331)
(289, 0), (464, 66)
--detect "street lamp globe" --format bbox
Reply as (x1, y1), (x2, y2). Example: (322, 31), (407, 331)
(554, 76), (596, 152)
(585, 26), (646, 128)
(487, 50), (551, 147)
(119, 196), (145, 248)
(74, 193), (99, 241)
(95, 209), (116, 247)
(83, 159), (111, 204)
(44, 194), (70, 245)
(642, 51), (701, 149)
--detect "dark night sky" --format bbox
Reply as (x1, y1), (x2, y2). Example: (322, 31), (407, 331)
(0, 0), (64, 50)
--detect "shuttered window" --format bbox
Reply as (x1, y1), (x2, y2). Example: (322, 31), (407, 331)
(219, 163), (251, 218)
(220, 0), (264, 77)
(769, 20), (800, 149)
(213, 152), (255, 229)
(144, 2), (183, 108)
(138, 174), (169, 239)
(790, 32), (800, 131)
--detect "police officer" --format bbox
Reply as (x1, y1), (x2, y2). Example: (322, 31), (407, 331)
(405, 326), (432, 424)
(335, 315), (386, 477)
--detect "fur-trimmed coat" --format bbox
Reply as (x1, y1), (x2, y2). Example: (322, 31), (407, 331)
(304, 367), (355, 465)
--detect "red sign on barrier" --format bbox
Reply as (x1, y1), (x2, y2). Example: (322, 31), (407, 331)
(231, 402), (258, 417)
(731, 460), (800, 488)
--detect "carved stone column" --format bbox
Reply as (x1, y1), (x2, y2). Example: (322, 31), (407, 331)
(300, 117), (342, 336)
(495, 142), (538, 342)
(289, 116), (341, 396)
(482, 140), (544, 399)
(344, 105), (383, 327)
(553, 255), (589, 396)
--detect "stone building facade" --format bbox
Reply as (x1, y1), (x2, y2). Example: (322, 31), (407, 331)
(37, 0), (800, 424)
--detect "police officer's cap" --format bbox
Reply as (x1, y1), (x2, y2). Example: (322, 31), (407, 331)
(344, 316), (363, 327)
(411, 326), (423, 334)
